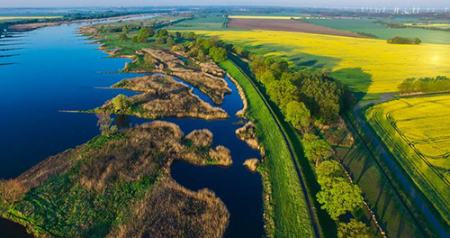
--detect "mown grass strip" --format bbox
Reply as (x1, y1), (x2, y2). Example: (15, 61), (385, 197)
(220, 59), (316, 237)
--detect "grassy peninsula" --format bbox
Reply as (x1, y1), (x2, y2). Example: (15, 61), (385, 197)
(0, 122), (231, 237)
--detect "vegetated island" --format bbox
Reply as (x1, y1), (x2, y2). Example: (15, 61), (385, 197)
(93, 74), (228, 120)
(0, 121), (231, 237)
(130, 48), (231, 105)
(81, 25), (231, 105)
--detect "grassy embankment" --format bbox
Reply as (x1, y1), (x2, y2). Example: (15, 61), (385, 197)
(366, 95), (450, 225)
(219, 59), (317, 237)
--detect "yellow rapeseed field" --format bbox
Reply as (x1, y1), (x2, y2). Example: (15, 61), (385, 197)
(367, 94), (450, 222)
(194, 30), (450, 93)
(374, 95), (450, 164)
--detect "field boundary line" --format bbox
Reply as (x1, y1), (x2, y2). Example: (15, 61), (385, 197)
(348, 105), (450, 237)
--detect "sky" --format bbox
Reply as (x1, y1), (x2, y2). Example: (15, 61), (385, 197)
(0, 0), (448, 8)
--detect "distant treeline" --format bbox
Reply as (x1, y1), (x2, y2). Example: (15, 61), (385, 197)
(398, 76), (450, 94)
(387, 36), (421, 45)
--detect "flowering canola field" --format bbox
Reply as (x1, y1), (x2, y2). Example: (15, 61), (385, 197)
(366, 94), (450, 223)
(194, 30), (450, 93)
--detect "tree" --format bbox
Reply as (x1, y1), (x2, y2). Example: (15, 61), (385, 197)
(119, 32), (128, 41)
(316, 160), (345, 188)
(156, 37), (166, 45)
(111, 94), (130, 113)
(303, 133), (333, 167)
(298, 74), (343, 122)
(96, 112), (117, 136)
(122, 25), (129, 34)
(156, 29), (169, 38)
(209, 47), (228, 62)
(285, 101), (311, 132)
(338, 219), (372, 238)
(134, 27), (150, 43)
(317, 180), (364, 220)
(166, 36), (175, 47)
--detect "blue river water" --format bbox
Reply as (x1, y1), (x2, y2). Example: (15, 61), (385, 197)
(0, 22), (263, 237)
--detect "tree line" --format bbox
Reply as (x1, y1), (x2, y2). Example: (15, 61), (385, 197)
(108, 26), (372, 236)
(398, 75), (450, 94)
(387, 36), (421, 45)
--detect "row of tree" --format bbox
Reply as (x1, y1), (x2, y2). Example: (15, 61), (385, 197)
(250, 55), (345, 127)
(387, 36), (421, 45)
(398, 75), (450, 94)
(223, 36), (371, 237)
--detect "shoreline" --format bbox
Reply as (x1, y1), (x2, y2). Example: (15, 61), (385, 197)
(8, 14), (156, 32)
(227, 73), (248, 117)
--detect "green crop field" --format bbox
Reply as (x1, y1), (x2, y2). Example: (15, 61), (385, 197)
(168, 16), (226, 31)
(366, 95), (450, 225)
(304, 18), (450, 45)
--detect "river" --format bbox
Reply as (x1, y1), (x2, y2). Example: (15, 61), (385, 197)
(0, 21), (263, 237)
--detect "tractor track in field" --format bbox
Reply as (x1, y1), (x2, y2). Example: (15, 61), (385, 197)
(350, 102), (449, 237)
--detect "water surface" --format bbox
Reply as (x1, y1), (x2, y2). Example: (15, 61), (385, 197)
(0, 22), (263, 237)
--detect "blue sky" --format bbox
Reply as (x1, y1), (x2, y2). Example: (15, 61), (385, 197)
(0, 0), (448, 8)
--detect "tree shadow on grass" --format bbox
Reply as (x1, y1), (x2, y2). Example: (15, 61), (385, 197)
(330, 67), (373, 103)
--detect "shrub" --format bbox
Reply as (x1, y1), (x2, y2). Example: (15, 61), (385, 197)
(209, 47), (228, 62)
(338, 219), (372, 238)
(398, 75), (450, 94)
(111, 94), (131, 113)
(303, 133), (333, 167)
(285, 101), (311, 132)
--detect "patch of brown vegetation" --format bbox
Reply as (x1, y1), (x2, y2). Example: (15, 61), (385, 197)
(235, 122), (259, 150)
(185, 129), (213, 148)
(208, 146), (232, 166)
(228, 18), (364, 38)
(78, 121), (184, 192)
(109, 178), (228, 238)
(0, 180), (26, 208)
(2, 121), (230, 237)
(15, 149), (75, 191)
(79, 25), (98, 36)
(9, 22), (60, 31)
(140, 48), (231, 104)
(243, 158), (260, 172)
(101, 75), (228, 120)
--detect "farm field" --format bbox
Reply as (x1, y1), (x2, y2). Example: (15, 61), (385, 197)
(304, 18), (450, 45)
(192, 30), (450, 94)
(366, 94), (450, 224)
(228, 18), (363, 37)
(167, 15), (226, 31)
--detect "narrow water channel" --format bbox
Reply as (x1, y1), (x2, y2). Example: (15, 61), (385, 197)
(0, 20), (263, 237)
